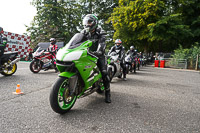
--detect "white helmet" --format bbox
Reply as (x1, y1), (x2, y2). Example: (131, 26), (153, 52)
(130, 46), (134, 50)
(115, 39), (122, 44)
(115, 39), (122, 48)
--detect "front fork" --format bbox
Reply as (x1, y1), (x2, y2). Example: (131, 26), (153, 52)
(59, 72), (78, 95)
(68, 75), (78, 95)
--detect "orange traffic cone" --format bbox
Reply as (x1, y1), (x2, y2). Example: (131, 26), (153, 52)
(13, 84), (24, 95)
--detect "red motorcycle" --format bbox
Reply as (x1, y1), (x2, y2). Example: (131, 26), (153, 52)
(29, 42), (64, 73)
(29, 47), (56, 73)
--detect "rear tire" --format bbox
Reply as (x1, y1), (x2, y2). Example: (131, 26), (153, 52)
(49, 77), (77, 114)
(118, 73), (122, 78)
(137, 63), (140, 70)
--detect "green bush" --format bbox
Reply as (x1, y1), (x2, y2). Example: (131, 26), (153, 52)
(172, 43), (200, 60)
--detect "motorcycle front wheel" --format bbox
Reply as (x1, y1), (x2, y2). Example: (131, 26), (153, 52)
(30, 59), (42, 73)
(49, 77), (77, 114)
(1, 63), (17, 76)
(108, 67), (113, 82)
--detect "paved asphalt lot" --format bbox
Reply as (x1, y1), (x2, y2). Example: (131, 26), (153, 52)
(0, 62), (200, 133)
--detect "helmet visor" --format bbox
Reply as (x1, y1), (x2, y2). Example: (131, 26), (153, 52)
(83, 17), (93, 27)
(116, 43), (121, 46)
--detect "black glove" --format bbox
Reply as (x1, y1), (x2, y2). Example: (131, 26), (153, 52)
(92, 51), (102, 56)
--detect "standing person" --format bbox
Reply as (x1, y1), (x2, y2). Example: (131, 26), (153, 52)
(27, 49), (33, 61)
(81, 14), (111, 103)
(109, 39), (127, 80)
(48, 38), (58, 58)
(45, 38), (58, 72)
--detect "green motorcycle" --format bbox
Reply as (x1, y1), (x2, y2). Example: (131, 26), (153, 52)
(49, 33), (105, 114)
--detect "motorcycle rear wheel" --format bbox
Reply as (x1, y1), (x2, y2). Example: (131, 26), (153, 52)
(1, 63), (17, 76)
(30, 59), (42, 73)
(118, 73), (122, 78)
(50, 77), (77, 114)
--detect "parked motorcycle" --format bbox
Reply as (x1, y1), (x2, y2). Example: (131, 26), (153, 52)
(0, 38), (20, 76)
(49, 33), (106, 114)
(0, 52), (20, 76)
(29, 42), (64, 73)
(107, 50), (123, 82)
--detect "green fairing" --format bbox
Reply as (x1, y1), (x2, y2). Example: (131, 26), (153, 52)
(59, 72), (76, 78)
(107, 57), (111, 65)
(57, 37), (103, 97)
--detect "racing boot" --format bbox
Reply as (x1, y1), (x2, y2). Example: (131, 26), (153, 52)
(123, 73), (127, 81)
(55, 67), (58, 73)
(105, 90), (111, 103)
(102, 70), (111, 103)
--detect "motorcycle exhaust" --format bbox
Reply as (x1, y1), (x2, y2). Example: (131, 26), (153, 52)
(10, 58), (20, 66)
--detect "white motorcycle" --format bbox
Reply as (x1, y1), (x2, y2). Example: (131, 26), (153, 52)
(107, 51), (123, 82)
(125, 54), (136, 74)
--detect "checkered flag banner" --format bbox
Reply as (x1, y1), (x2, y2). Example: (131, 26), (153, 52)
(3, 31), (31, 58)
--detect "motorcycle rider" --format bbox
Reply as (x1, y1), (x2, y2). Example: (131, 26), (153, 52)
(126, 46), (137, 72)
(126, 46), (137, 57)
(109, 39), (127, 80)
(81, 14), (111, 103)
(45, 38), (58, 72)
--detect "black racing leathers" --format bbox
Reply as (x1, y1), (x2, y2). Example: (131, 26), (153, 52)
(83, 28), (110, 91)
(109, 45), (126, 78)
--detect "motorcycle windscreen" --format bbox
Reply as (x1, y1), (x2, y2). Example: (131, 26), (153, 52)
(65, 33), (87, 49)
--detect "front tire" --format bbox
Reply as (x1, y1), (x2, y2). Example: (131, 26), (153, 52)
(30, 59), (42, 73)
(108, 67), (113, 82)
(49, 77), (77, 114)
(1, 63), (17, 76)
(126, 64), (129, 74)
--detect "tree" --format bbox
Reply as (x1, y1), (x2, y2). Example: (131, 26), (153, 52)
(148, 14), (192, 52)
(27, 0), (82, 48)
(180, 0), (200, 46)
(109, 0), (166, 52)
